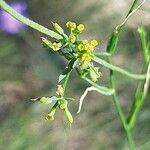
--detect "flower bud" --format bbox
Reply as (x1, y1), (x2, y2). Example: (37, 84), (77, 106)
(56, 85), (64, 96)
(59, 99), (68, 110)
(77, 24), (85, 33)
(52, 22), (64, 35)
(71, 22), (76, 30)
(41, 37), (53, 48)
(89, 66), (101, 82)
(40, 97), (52, 104)
(41, 37), (61, 51)
(69, 35), (76, 43)
(52, 42), (62, 51)
(81, 52), (92, 65)
(90, 39), (98, 47)
(66, 21), (76, 30)
(46, 105), (57, 121)
(66, 21), (72, 28)
(77, 44), (85, 51)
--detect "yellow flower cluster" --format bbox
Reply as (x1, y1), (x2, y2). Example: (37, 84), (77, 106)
(66, 21), (85, 33)
(77, 39), (98, 66)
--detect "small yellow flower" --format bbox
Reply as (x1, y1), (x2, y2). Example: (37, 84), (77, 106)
(66, 21), (72, 28)
(52, 42), (62, 51)
(88, 45), (94, 52)
(59, 100), (68, 110)
(81, 52), (92, 65)
(84, 43), (94, 52)
(77, 44), (85, 51)
(66, 21), (76, 30)
(46, 106), (57, 121)
(46, 113), (55, 121)
(71, 22), (77, 30)
(56, 85), (64, 96)
(77, 24), (85, 33)
(90, 39), (98, 47)
(69, 35), (76, 43)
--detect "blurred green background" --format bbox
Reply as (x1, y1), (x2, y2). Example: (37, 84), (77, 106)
(0, 0), (150, 149)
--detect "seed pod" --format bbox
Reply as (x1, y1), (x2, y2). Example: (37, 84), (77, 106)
(106, 30), (119, 55)
(64, 107), (73, 123)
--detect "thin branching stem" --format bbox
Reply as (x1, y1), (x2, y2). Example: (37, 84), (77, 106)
(63, 72), (71, 95)
(116, 0), (146, 31)
(93, 56), (146, 80)
(93, 52), (111, 57)
(0, 0), (63, 39)
(127, 63), (150, 128)
(108, 58), (135, 150)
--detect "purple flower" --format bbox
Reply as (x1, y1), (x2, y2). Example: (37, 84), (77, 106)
(0, 1), (28, 34)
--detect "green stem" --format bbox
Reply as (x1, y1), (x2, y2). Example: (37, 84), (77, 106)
(126, 0), (139, 17)
(127, 63), (150, 128)
(93, 56), (146, 80)
(0, 0), (63, 40)
(93, 52), (111, 57)
(108, 58), (135, 150)
(63, 72), (71, 93)
(83, 77), (115, 95)
(116, 0), (146, 31)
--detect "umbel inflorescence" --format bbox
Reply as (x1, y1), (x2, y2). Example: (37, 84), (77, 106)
(42, 21), (100, 76)
(33, 21), (102, 123)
